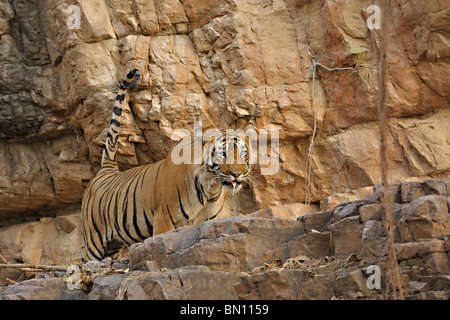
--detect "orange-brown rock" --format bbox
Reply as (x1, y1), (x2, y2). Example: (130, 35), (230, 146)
(0, 2), (449, 302)
(0, 0), (448, 220)
(2, 178), (448, 300)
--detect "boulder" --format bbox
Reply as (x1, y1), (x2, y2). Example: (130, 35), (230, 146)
(0, 0), (448, 218)
(0, 278), (86, 300)
(1, 179), (449, 300)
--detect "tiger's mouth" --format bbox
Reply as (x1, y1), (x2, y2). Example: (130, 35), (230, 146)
(219, 173), (247, 192)
(208, 167), (248, 192)
(222, 180), (244, 195)
(222, 179), (243, 188)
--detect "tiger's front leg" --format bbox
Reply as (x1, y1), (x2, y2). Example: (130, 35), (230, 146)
(151, 206), (178, 236)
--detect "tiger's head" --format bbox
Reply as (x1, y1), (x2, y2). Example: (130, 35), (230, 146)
(202, 125), (254, 192)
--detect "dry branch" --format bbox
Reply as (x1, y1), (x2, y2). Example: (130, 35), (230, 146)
(372, 0), (404, 300)
(0, 253), (8, 264)
(0, 263), (68, 272)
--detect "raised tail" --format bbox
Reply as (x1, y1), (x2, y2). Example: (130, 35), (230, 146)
(101, 69), (140, 168)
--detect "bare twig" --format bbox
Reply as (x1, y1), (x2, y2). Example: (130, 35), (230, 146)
(370, 0), (404, 300)
(305, 49), (376, 211)
(0, 252), (8, 264)
(0, 263), (68, 272)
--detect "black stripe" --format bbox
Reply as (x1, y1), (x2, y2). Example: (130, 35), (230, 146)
(84, 175), (117, 260)
(153, 162), (163, 190)
(106, 172), (138, 247)
(140, 166), (152, 189)
(90, 204), (106, 254)
(84, 190), (105, 260)
(113, 106), (122, 115)
(103, 172), (126, 244)
(207, 188), (222, 203)
(127, 70), (136, 78)
(97, 192), (109, 244)
(110, 119), (121, 127)
(112, 172), (140, 246)
(107, 132), (118, 148)
(114, 208), (131, 246)
(96, 174), (115, 190)
(176, 185), (189, 220)
(114, 166), (138, 186)
(115, 228), (131, 246)
(88, 226), (104, 260)
(165, 202), (176, 228)
(116, 94), (125, 103)
(207, 209), (221, 221)
(104, 192), (114, 242)
(106, 132), (114, 144)
(194, 175), (204, 205)
(207, 202), (224, 221)
(184, 178), (192, 206)
(87, 245), (102, 261)
(143, 209), (153, 236)
(155, 162), (162, 182)
(139, 166), (153, 237)
(121, 195), (133, 242)
(132, 174), (146, 241)
(96, 176), (118, 229)
(100, 164), (119, 170)
(121, 174), (143, 244)
(112, 186), (130, 246)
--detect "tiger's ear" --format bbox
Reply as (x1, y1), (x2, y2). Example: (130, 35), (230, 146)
(205, 135), (216, 144)
(242, 122), (257, 141)
(202, 128), (221, 145)
(242, 122), (255, 132)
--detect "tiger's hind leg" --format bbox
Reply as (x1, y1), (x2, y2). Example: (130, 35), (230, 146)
(105, 238), (128, 259)
(81, 223), (108, 261)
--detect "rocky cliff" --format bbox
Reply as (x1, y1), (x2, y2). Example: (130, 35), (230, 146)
(1, 178), (449, 299)
(0, 0), (449, 299)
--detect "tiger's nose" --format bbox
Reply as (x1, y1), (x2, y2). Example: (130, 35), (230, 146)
(230, 171), (242, 178)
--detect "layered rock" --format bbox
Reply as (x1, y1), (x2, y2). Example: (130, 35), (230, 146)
(0, 0), (449, 300)
(1, 178), (448, 300)
(0, 0), (449, 223)
(0, 207), (82, 286)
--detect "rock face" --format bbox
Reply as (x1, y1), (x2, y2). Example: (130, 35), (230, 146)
(0, 0), (449, 300)
(1, 178), (448, 300)
(0, 0), (449, 223)
(0, 207), (82, 286)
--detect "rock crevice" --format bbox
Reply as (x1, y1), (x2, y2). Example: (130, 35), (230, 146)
(1, 179), (448, 300)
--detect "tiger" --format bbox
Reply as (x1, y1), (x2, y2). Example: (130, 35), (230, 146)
(80, 69), (253, 261)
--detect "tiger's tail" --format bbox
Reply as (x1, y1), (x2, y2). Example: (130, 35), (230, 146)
(101, 69), (140, 168)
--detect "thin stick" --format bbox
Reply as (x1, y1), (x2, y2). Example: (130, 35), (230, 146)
(305, 52), (376, 211)
(0, 252), (8, 264)
(372, 0), (404, 300)
(0, 263), (68, 272)
(304, 56), (318, 211)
